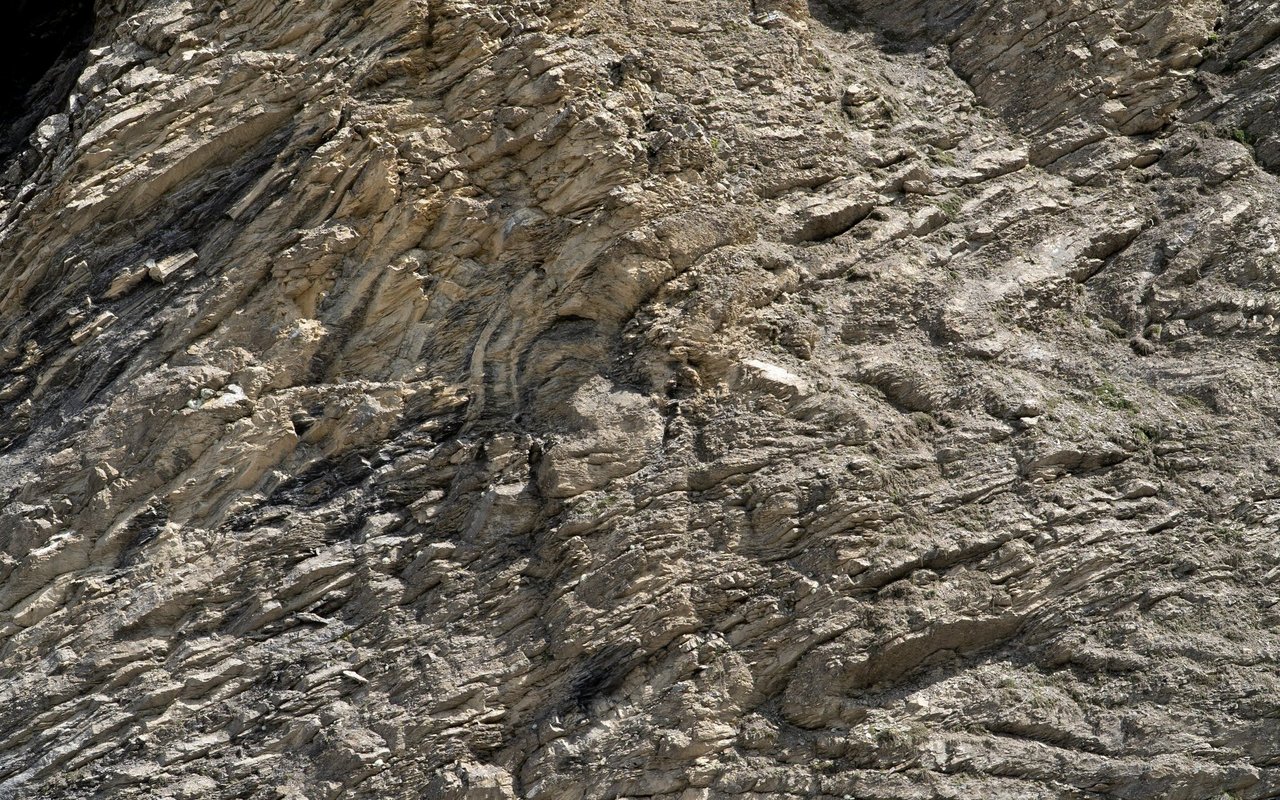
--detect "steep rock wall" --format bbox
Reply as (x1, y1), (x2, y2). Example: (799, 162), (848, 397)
(2, 1), (1280, 799)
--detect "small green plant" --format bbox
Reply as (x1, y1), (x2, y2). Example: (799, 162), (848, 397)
(1027, 687), (1055, 709)
(1095, 380), (1135, 412)
(1098, 317), (1127, 338)
(1214, 526), (1246, 544)
(872, 721), (927, 748)
(938, 196), (962, 220)
(1174, 393), (1208, 411)
(933, 150), (957, 167)
(1229, 127), (1256, 146)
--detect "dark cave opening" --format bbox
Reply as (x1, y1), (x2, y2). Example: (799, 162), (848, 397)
(1, 0), (96, 162)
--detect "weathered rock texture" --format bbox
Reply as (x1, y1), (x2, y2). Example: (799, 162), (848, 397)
(4, 0), (1280, 798)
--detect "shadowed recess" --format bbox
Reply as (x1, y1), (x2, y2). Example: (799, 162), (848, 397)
(1, 0), (96, 161)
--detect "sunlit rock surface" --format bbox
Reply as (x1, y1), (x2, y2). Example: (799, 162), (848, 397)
(4, 1), (1280, 798)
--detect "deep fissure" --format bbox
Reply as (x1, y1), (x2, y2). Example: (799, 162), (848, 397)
(2, 0), (96, 161)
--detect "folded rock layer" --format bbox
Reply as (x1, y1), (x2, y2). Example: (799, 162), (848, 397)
(2, 1), (1280, 798)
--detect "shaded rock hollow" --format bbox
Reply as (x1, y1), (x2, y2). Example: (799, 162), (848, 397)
(3, 0), (1280, 798)
(0, 0), (95, 165)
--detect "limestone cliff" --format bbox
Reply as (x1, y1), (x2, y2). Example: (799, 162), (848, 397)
(4, 1), (1280, 798)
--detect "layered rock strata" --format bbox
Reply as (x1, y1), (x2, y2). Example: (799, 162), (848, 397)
(3, 1), (1280, 798)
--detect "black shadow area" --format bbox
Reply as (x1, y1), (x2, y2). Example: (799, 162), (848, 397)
(1, 0), (96, 161)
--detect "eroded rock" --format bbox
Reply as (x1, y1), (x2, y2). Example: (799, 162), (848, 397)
(1, 0), (1280, 798)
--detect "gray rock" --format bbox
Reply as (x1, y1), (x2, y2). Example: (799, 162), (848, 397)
(1, 0), (1279, 798)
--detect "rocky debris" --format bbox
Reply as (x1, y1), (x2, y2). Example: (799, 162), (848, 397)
(1, 0), (1280, 799)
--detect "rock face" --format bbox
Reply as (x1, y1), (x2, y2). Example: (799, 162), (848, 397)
(4, 0), (1280, 798)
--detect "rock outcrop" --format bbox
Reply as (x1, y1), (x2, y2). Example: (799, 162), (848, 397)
(4, 0), (1280, 798)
